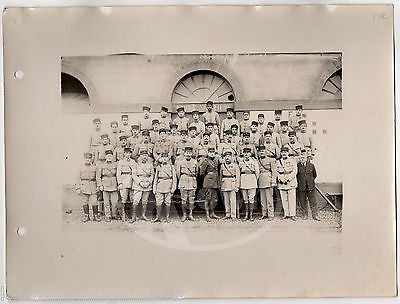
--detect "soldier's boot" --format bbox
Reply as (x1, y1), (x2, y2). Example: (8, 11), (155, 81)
(259, 206), (267, 220)
(188, 204), (195, 221)
(92, 205), (101, 222)
(82, 204), (90, 222)
(243, 203), (249, 221)
(153, 205), (162, 222)
(181, 205), (187, 222)
(165, 205), (171, 222)
(142, 204), (149, 221)
(205, 205), (211, 222)
(210, 208), (221, 219)
(121, 205), (128, 222)
(249, 203), (255, 221)
(129, 205), (137, 223)
(98, 202), (105, 218)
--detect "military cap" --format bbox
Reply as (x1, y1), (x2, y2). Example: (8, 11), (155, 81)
(93, 118), (101, 123)
(288, 131), (296, 136)
(206, 100), (214, 105)
(143, 106), (151, 111)
(105, 149), (114, 155)
(160, 106), (168, 112)
(100, 134), (109, 139)
(251, 121), (259, 126)
(267, 121), (275, 127)
(84, 152), (93, 158)
(184, 146), (193, 152)
(298, 119), (307, 126)
(152, 119), (159, 125)
(131, 124), (139, 130)
(231, 123), (239, 129)
(180, 129), (188, 135)
(207, 147), (216, 152)
(203, 132), (211, 137)
(274, 110), (282, 115)
(226, 107), (234, 112)
(192, 110), (200, 114)
(242, 132), (251, 137)
(142, 130), (150, 136)
(170, 123), (178, 129)
(158, 128), (167, 134)
(139, 150), (149, 155)
(124, 147), (132, 153)
(188, 125), (197, 131)
(110, 121), (119, 127)
(177, 106), (185, 112)
(206, 122), (214, 127)
(264, 131), (272, 136)
(257, 113), (264, 118)
(295, 105), (303, 110)
(243, 147), (252, 153)
(280, 120), (289, 126)
(223, 151), (233, 157)
(119, 135), (127, 140)
(224, 129), (232, 135)
(243, 110), (250, 114)
(258, 145), (266, 151)
(281, 147), (289, 152)
(121, 114), (129, 119)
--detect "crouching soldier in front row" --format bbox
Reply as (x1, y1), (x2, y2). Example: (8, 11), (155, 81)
(220, 151), (240, 219)
(117, 147), (137, 222)
(176, 147), (198, 221)
(153, 152), (177, 222)
(200, 147), (221, 221)
(96, 149), (118, 222)
(238, 147), (260, 220)
(77, 152), (100, 222)
(131, 150), (154, 221)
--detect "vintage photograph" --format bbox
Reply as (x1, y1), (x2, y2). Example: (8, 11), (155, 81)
(61, 53), (343, 234)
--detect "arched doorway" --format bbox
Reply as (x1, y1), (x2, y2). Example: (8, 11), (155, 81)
(61, 72), (89, 102)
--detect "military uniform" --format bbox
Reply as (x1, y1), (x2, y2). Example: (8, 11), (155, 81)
(239, 142), (257, 158)
(240, 119), (251, 134)
(116, 153), (136, 221)
(96, 156), (118, 221)
(95, 143), (115, 164)
(250, 131), (261, 147)
(297, 130), (315, 155)
(258, 122), (268, 136)
(279, 130), (290, 147)
(109, 130), (120, 149)
(199, 154), (220, 219)
(176, 153), (198, 220)
(159, 116), (172, 131)
(133, 141), (154, 161)
(139, 117), (152, 131)
(273, 119), (282, 134)
(238, 155), (260, 220)
(220, 117), (239, 138)
(198, 140), (217, 160)
(128, 133), (142, 151)
(173, 116), (190, 132)
(77, 154), (99, 221)
(258, 153), (277, 218)
(115, 135), (129, 161)
(189, 120), (205, 137)
(289, 105), (304, 132)
(119, 124), (132, 138)
(220, 156), (240, 218)
(153, 137), (174, 162)
(202, 109), (220, 130)
(218, 141), (238, 159)
(276, 153), (298, 218)
(89, 129), (103, 153)
(284, 141), (304, 161)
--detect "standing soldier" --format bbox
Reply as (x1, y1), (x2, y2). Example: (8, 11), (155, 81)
(279, 120), (290, 146)
(296, 120), (316, 156)
(115, 135), (129, 161)
(176, 147), (198, 221)
(264, 122), (282, 147)
(276, 147), (298, 220)
(153, 128), (173, 162)
(220, 107), (239, 138)
(240, 110), (251, 134)
(257, 113), (268, 135)
(95, 134), (115, 164)
(205, 122), (220, 150)
(199, 147), (221, 221)
(109, 121), (120, 149)
(188, 125), (201, 148)
(153, 152), (177, 222)
(262, 131), (280, 159)
(284, 130), (304, 161)
(239, 132), (257, 158)
(169, 124), (181, 147)
(218, 129), (238, 160)
(238, 147), (260, 220)
(189, 110), (205, 137)
(289, 104), (304, 132)
(89, 118), (103, 153)
(257, 146), (277, 220)
(120, 114), (132, 138)
(116, 147), (136, 222)
(198, 132), (216, 160)
(96, 149), (118, 222)
(231, 124), (241, 146)
(173, 106), (190, 132)
(76, 152), (100, 222)
(132, 130), (154, 161)
(174, 129), (191, 164)
(273, 110), (283, 133)
(202, 100), (220, 134)
(250, 121), (261, 147)
(150, 119), (160, 144)
(128, 124), (141, 151)
(140, 106), (153, 131)
(159, 106), (172, 131)
(220, 151), (240, 219)
(131, 150), (154, 221)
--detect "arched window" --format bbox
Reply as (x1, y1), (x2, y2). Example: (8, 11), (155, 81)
(61, 72), (89, 102)
(322, 69), (342, 98)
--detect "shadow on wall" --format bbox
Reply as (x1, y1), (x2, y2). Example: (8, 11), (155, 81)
(61, 72), (91, 112)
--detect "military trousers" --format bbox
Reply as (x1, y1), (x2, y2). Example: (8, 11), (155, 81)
(131, 190), (150, 206)
(155, 192), (172, 206)
(222, 191), (237, 218)
(103, 191), (118, 218)
(279, 188), (296, 217)
(260, 188), (274, 218)
(80, 193), (97, 206)
(241, 189), (256, 204)
(120, 188), (133, 203)
(180, 189), (195, 206)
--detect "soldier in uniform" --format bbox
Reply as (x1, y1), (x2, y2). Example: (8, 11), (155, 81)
(188, 125), (201, 148)
(289, 104), (304, 132)
(150, 119), (160, 144)
(140, 106), (153, 131)
(95, 134), (115, 164)
(273, 110), (283, 134)
(205, 122), (220, 150)
(120, 114), (132, 138)
(199, 147), (221, 221)
(131, 150), (154, 221)
(198, 132), (216, 160)
(231, 124), (241, 146)
(218, 129), (238, 160)
(239, 132), (257, 158)
(220, 107), (239, 139)
(240, 110), (251, 134)
(153, 128), (173, 162)
(76, 152), (100, 222)
(173, 106), (190, 132)
(189, 110), (205, 137)
(128, 124), (141, 151)
(115, 135), (129, 161)
(174, 129), (192, 164)
(296, 120), (316, 156)
(159, 106), (172, 131)
(176, 147), (198, 221)
(276, 146), (298, 220)
(109, 121), (120, 149)
(250, 121), (261, 147)
(132, 130), (154, 161)
(238, 147), (260, 220)
(265, 122), (282, 147)
(89, 118), (103, 153)
(202, 100), (220, 133)
(279, 121), (290, 146)
(284, 130), (304, 161)
(169, 123), (181, 147)
(116, 147), (136, 221)
(257, 146), (277, 220)
(257, 113), (268, 135)
(153, 152), (177, 222)
(96, 149), (118, 222)
(220, 151), (240, 219)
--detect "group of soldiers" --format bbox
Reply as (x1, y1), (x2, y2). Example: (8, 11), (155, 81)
(76, 101), (320, 223)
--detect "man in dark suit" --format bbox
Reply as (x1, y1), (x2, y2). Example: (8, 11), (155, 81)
(296, 151), (320, 221)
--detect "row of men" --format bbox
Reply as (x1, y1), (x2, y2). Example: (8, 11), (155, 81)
(77, 144), (319, 223)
